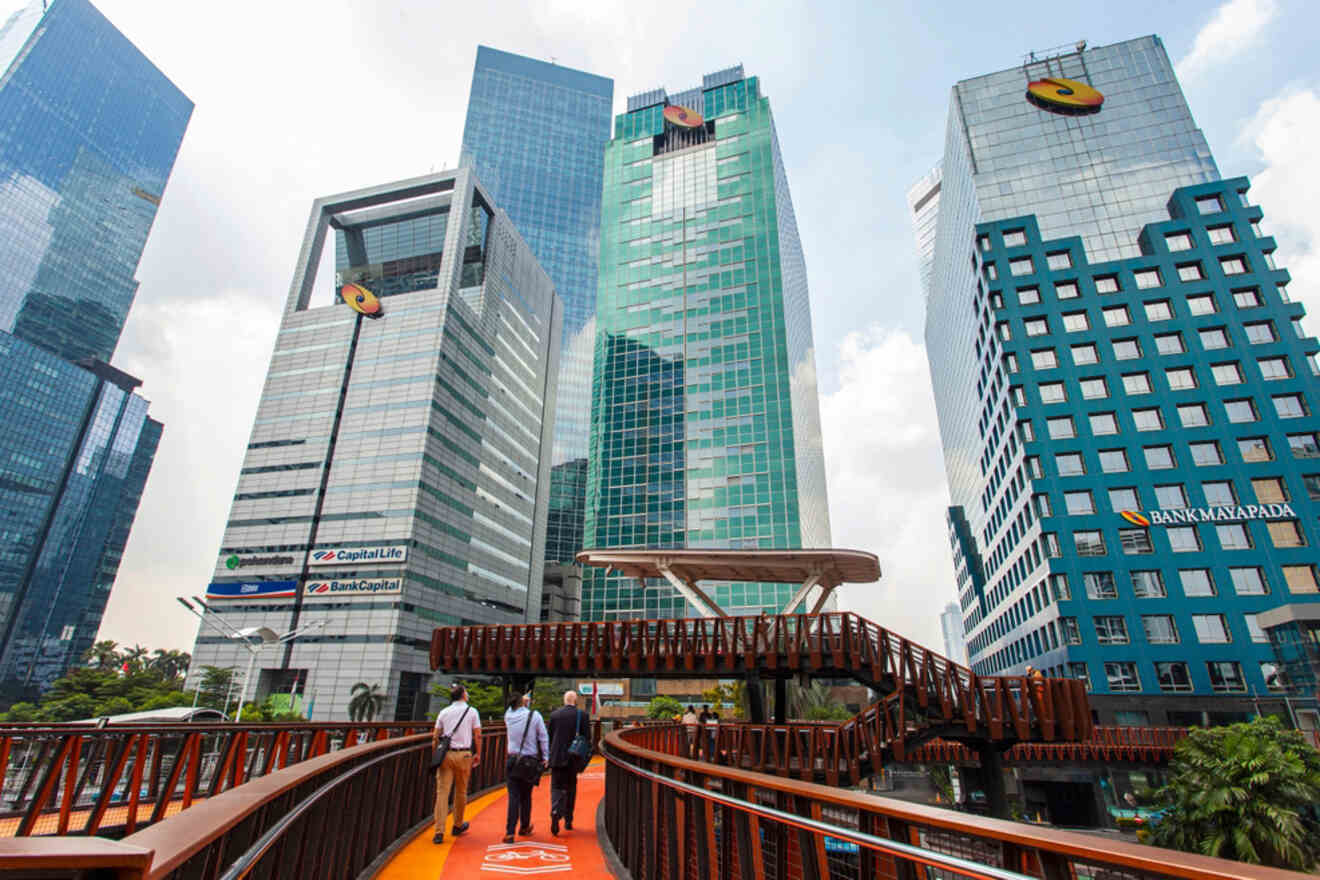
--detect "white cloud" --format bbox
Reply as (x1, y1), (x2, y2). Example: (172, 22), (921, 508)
(820, 327), (956, 652)
(1176, 0), (1278, 82)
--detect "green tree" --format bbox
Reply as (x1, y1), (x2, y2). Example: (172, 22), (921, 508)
(121, 645), (149, 673)
(149, 649), (190, 681)
(430, 679), (506, 719)
(791, 682), (853, 721)
(530, 679), (575, 717)
(646, 695), (684, 720)
(83, 640), (120, 670)
(700, 682), (744, 719)
(348, 682), (386, 722)
(1147, 716), (1320, 870)
(195, 666), (237, 711)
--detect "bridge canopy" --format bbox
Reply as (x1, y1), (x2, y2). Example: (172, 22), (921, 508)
(575, 547), (881, 617)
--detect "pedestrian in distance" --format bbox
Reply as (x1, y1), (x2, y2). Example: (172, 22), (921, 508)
(432, 683), (481, 845)
(697, 704), (711, 756)
(547, 690), (590, 835)
(705, 709), (720, 762)
(503, 690), (549, 844)
(682, 704), (699, 757)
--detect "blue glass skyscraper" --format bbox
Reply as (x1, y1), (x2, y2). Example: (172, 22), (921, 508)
(0, 0), (190, 698)
(460, 46), (613, 567)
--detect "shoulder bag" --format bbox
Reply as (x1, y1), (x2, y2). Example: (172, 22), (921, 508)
(508, 711), (543, 785)
(567, 709), (592, 772)
(430, 705), (471, 770)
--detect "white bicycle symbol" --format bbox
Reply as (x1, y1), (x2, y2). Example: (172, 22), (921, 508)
(486, 850), (571, 863)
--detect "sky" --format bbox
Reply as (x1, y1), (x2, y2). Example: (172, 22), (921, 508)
(14, 0), (1314, 656)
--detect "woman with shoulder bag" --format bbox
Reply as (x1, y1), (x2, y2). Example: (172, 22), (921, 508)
(503, 691), (548, 843)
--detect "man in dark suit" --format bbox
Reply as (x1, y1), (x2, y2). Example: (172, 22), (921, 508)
(547, 689), (589, 835)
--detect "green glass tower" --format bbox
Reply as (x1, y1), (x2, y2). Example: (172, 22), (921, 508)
(584, 66), (830, 619)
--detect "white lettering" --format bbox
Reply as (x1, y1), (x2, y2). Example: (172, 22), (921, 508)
(1282, 503), (1297, 517)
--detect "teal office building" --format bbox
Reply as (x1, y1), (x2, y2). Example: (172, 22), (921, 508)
(913, 37), (1320, 728)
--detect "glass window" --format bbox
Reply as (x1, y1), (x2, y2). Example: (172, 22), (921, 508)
(1189, 441), (1224, 466)
(1187, 294), (1216, 315)
(1094, 275), (1120, 294)
(1123, 373), (1152, 395)
(1065, 490), (1096, 514)
(977, 234), (991, 251)
(1018, 286), (1041, 305)
(1050, 574), (1071, 600)
(1233, 288), (1263, 308)
(1258, 357), (1290, 380)
(1244, 321), (1276, 344)
(1198, 327), (1229, 349)
(1193, 614), (1230, 643)
(1207, 225), (1236, 245)
(1030, 349), (1058, 369)
(1168, 526), (1201, 552)
(1292, 317), (1305, 338)
(1211, 363), (1244, 385)
(1074, 530), (1105, 556)
(1177, 403), (1209, 428)
(1144, 445), (1175, 469)
(1099, 449), (1130, 473)
(1266, 520), (1305, 548)
(1095, 616), (1129, 644)
(1156, 661), (1193, 692)
(1180, 569), (1215, 596)
(1274, 394), (1307, 419)
(1090, 412), (1119, 435)
(1244, 615), (1268, 643)
(1055, 452), (1084, 476)
(1103, 306), (1131, 328)
(1048, 417), (1076, 439)
(1203, 481), (1237, 506)
(1306, 475), (1320, 501)
(1039, 382), (1065, 403)
(1027, 456), (1043, 478)
(1165, 232), (1192, 252)
(1283, 565), (1319, 594)
(1003, 229), (1027, 248)
(1144, 300), (1173, 321)
(1010, 256), (1035, 276)
(1120, 529), (1154, 554)
(1278, 282), (1291, 303)
(1143, 615), (1179, 644)
(1080, 377), (1108, 399)
(1177, 263), (1205, 282)
(1219, 256), (1248, 275)
(1071, 343), (1098, 365)
(1132, 408), (1164, 431)
(997, 321), (1011, 341)
(985, 262), (998, 281)
(1229, 567), (1268, 596)
(1105, 662), (1141, 692)
(1005, 353), (1019, 372)
(1207, 661), (1246, 693)
(1055, 280), (1079, 299)
(1019, 418), (1034, 441)
(1047, 252), (1073, 271)
(1133, 268), (1162, 289)
(1253, 477), (1288, 503)
(1084, 571), (1117, 598)
(1288, 433), (1320, 459)
(1154, 333), (1185, 355)
(1166, 367), (1197, 390)
(1063, 311), (1090, 332)
(1113, 338), (1141, 359)
(1224, 399), (1258, 423)
(1025, 318), (1049, 337)
(1216, 523), (1252, 550)
(1108, 487), (1139, 510)
(1131, 570), (1166, 598)
(1238, 437), (1273, 462)
(1261, 661), (1289, 691)
(1060, 617), (1082, 644)
(1155, 484), (1188, 509)
(1196, 195), (1223, 215)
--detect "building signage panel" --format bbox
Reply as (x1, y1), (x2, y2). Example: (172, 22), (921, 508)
(662, 104), (703, 128)
(340, 281), (382, 317)
(1025, 76), (1104, 114)
(206, 581), (298, 599)
(577, 682), (625, 696)
(1122, 504), (1296, 526)
(304, 577), (403, 597)
(222, 553), (297, 570)
(307, 546), (408, 566)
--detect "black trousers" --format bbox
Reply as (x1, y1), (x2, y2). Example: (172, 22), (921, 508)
(550, 765), (578, 822)
(505, 770), (535, 835)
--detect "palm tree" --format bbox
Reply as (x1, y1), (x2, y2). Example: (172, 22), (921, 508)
(122, 645), (149, 673)
(84, 640), (119, 669)
(347, 682), (386, 722)
(149, 649), (190, 681)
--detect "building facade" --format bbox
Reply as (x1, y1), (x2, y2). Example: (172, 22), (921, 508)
(0, 0), (190, 697)
(916, 36), (1320, 726)
(187, 170), (561, 721)
(940, 601), (969, 665)
(584, 66), (831, 619)
(460, 47), (613, 568)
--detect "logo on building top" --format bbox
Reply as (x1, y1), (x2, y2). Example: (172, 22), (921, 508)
(1119, 511), (1150, 527)
(1120, 504), (1296, 527)
(1025, 77), (1103, 114)
(663, 104), (704, 129)
(222, 553), (296, 570)
(340, 282), (382, 317)
(307, 546), (407, 566)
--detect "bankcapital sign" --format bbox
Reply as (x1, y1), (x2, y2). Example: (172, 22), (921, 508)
(1120, 504), (1297, 527)
(305, 577), (403, 597)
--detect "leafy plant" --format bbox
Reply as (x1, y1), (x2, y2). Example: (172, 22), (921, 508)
(429, 679), (506, 719)
(348, 682), (387, 722)
(700, 682), (744, 719)
(646, 695), (684, 720)
(791, 682), (853, 721)
(1146, 716), (1320, 870)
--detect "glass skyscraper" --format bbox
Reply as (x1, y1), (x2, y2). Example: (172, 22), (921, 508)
(0, 0), (190, 697)
(917, 37), (1320, 727)
(584, 66), (831, 619)
(460, 46), (613, 566)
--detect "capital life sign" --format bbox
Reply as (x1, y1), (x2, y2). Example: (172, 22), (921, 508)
(306, 545), (407, 566)
(1122, 503), (1297, 527)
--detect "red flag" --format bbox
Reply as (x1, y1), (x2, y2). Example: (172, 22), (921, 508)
(592, 680), (598, 714)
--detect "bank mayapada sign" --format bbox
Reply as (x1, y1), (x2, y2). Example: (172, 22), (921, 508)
(1120, 503), (1297, 527)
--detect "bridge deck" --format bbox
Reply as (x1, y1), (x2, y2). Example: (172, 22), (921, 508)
(378, 759), (611, 880)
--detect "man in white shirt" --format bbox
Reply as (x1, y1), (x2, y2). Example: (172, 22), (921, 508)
(433, 683), (482, 844)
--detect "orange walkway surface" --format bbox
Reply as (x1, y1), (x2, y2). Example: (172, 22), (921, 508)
(377, 759), (612, 879)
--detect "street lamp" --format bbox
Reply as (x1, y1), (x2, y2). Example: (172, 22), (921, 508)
(177, 597), (325, 722)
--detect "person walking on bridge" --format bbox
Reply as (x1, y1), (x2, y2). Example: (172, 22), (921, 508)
(503, 691), (548, 843)
(547, 690), (589, 835)
(432, 683), (481, 844)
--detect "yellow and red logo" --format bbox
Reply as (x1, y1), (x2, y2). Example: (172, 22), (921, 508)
(1119, 510), (1151, 527)
(1026, 77), (1104, 114)
(663, 104), (704, 129)
(340, 282), (382, 317)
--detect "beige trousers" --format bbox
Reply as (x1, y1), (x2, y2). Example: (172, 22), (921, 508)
(434, 750), (473, 832)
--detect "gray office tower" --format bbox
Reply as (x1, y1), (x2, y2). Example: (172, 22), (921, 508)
(187, 170), (562, 721)
(461, 47), (613, 582)
(0, 0), (191, 699)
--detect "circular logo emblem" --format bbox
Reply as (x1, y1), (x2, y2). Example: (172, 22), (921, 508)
(340, 282), (382, 316)
(1119, 511), (1151, 527)
(225, 554), (241, 570)
(663, 104), (704, 129)
(1026, 77), (1103, 114)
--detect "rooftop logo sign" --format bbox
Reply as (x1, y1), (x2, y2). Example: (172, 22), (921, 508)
(1121, 504), (1296, 527)
(340, 282), (382, 317)
(663, 104), (703, 129)
(1026, 77), (1103, 114)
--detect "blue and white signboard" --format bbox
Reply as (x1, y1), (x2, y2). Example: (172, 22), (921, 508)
(206, 580), (298, 600)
